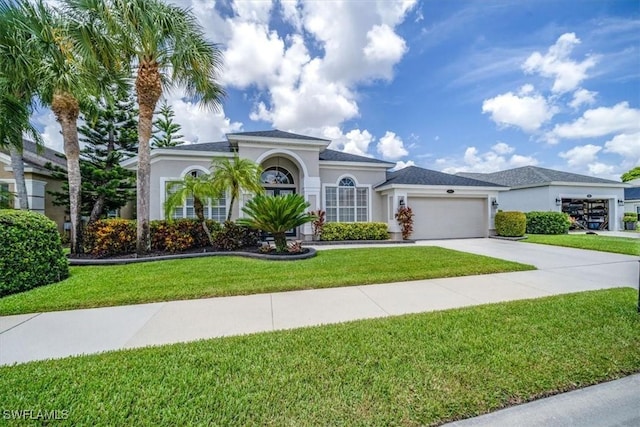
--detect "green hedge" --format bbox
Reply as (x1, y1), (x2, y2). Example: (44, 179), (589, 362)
(525, 211), (571, 235)
(495, 211), (526, 237)
(321, 222), (388, 241)
(0, 210), (69, 297)
(623, 212), (638, 222)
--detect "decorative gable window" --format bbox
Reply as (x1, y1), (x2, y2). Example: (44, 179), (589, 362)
(325, 177), (369, 222)
(165, 169), (227, 221)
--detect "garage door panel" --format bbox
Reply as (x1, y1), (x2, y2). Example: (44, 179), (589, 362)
(410, 197), (487, 239)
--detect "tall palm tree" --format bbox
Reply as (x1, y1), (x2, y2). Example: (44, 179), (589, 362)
(210, 155), (264, 222)
(0, 2), (43, 211)
(14, 0), (117, 254)
(82, 0), (225, 255)
(238, 194), (315, 253)
(163, 173), (221, 246)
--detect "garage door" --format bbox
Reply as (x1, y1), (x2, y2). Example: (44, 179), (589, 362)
(410, 197), (488, 239)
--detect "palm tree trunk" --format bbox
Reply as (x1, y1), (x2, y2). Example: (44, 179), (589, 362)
(227, 193), (235, 222)
(52, 92), (82, 254)
(89, 195), (105, 223)
(8, 145), (28, 210)
(136, 60), (163, 255)
(274, 232), (287, 253)
(194, 196), (214, 246)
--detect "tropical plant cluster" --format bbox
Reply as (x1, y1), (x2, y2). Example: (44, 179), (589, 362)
(0, 0), (225, 256)
(0, 210), (68, 296)
(238, 194), (315, 253)
(394, 206), (414, 239)
(320, 222), (389, 241)
(495, 211), (527, 237)
(525, 211), (571, 235)
(83, 219), (257, 257)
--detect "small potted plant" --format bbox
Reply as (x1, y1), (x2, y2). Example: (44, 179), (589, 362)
(623, 212), (638, 231)
(395, 205), (414, 240)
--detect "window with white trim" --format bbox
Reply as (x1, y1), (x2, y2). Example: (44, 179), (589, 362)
(165, 170), (227, 221)
(325, 177), (368, 222)
(0, 183), (11, 209)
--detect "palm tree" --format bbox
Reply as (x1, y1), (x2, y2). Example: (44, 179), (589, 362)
(0, 2), (43, 211)
(14, 0), (118, 254)
(210, 155), (264, 222)
(238, 194), (316, 253)
(81, 0), (225, 255)
(163, 174), (221, 246)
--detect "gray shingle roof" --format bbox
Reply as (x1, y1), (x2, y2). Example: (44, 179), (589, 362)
(1, 139), (67, 169)
(457, 166), (622, 187)
(228, 129), (330, 142)
(625, 187), (640, 201)
(377, 166), (504, 188)
(319, 149), (393, 165)
(158, 141), (233, 152)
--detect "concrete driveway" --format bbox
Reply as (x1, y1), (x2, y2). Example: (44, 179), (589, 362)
(1, 238), (638, 365)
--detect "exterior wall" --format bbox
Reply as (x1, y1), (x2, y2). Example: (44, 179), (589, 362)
(151, 157), (214, 220)
(1, 163), (66, 233)
(319, 166), (388, 223)
(498, 185), (625, 231)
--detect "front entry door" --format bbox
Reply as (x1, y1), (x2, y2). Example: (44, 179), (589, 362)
(264, 188), (296, 237)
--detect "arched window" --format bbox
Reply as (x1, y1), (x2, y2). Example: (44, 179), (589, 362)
(165, 168), (226, 221)
(325, 176), (369, 222)
(261, 167), (294, 185)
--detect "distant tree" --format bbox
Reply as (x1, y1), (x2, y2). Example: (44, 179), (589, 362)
(621, 166), (640, 183)
(152, 100), (184, 148)
(47, 94), (138, 223)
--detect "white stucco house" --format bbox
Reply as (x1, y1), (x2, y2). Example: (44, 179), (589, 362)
(459, 166), (628, 231)
(123, 130), (506, 240)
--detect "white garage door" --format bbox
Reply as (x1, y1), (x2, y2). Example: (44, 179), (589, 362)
(410, 197), (488, 240)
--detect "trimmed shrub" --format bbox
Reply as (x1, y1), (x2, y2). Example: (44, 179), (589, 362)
(151, 219), (222, 253)
(214, 221), (260, 251)
(84, 219), (136, 257)
(321, 222), (389, 241)
(0, 209), (69, 296)
(526, 211), (571, 235)
(84, 219), (224, 257)
(495, 211), (526, 237)
(622, 212), (638, 222)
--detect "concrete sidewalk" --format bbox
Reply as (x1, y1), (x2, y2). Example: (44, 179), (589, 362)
(1, 238), (637, 366)
(445, 373), (640, 427)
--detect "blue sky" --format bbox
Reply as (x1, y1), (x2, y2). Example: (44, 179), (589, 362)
(36, 0), (640, 180)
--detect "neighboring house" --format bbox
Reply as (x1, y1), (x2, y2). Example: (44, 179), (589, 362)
(123, 130), (506, 240)
(624, 178), (640, 218)
(0, 140), (67, 232)
(458, 166), (627, 231)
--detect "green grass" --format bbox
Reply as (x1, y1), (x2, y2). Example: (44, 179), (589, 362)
(0, 246), (533, 316)
(525, 234), (640, 256)
(1, 288), (638, 426)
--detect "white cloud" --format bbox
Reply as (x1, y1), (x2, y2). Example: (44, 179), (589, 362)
(569, 88), (597, 109)
(522, 32), (598, 94)
(603, 132), (640, 165)
(548, 102), (640, 140)
(587, 162), (615, 176)
(232, 0), (273, 23)
(392, 160), (415, 170)
(33, 111), (64, 153)
(492, 142), (514, 155)
(324, 127), (374, 157)
(558, 144), (602, 167)
(363, 24), (408, 79)
(376, 131), (408, 160)
(482, 86), (556, 132)
(438, 144), (538, 174)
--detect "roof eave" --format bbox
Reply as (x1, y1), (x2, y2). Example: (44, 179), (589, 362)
(228, 134), (330, 148)
(375, 183), (509, 192)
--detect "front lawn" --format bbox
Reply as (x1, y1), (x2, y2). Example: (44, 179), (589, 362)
(0, 247), (534, 315)
(524, 234), (640, 256)
(1, 288), (638, 426)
